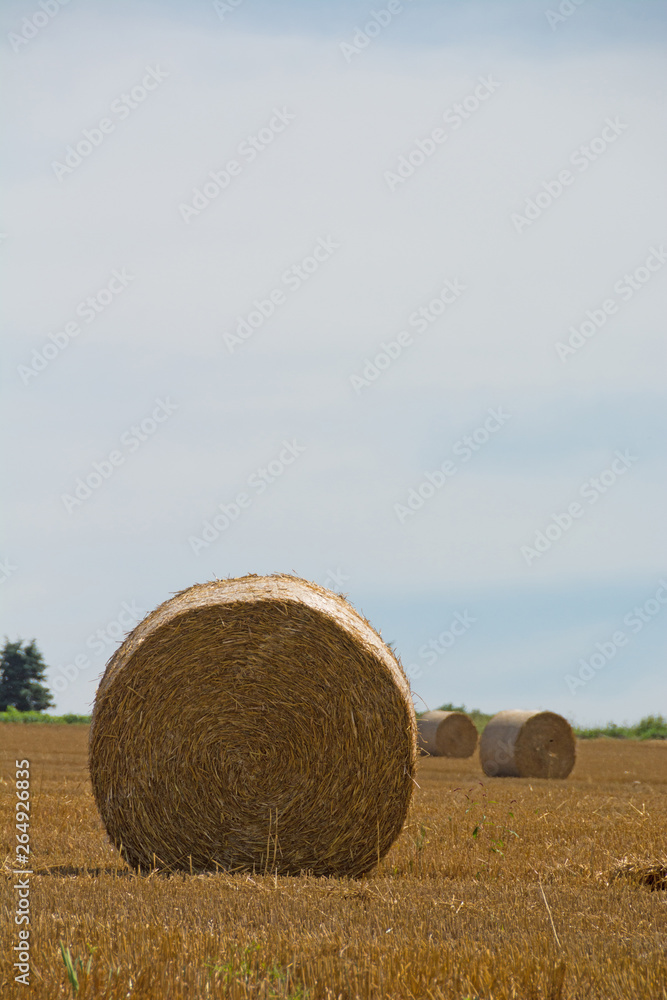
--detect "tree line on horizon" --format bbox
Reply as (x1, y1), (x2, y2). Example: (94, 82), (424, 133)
(1, 639), (665, 738)
(0, 638), (53, 712)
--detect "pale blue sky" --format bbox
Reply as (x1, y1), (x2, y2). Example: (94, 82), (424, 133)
(1, 0), (665, 725)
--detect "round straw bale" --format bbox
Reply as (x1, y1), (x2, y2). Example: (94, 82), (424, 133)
(89, 574), (417, 877)
(479, 710), (575, 778)
(417, 710), (478, 758)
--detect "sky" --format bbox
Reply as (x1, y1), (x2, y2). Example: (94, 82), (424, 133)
(1, 0), (665, 726)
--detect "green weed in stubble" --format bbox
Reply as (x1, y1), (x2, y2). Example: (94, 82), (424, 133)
(59, 941), (96, 996)
(415, 823), (428, 851)
(453, 783), (519, 855)
(206, 943), (309, 998)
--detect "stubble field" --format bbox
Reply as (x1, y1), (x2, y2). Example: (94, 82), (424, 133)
(1, 724), (666, 1000)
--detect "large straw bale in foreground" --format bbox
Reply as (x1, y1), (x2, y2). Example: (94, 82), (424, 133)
(417, 710), (478, 758)
(479, 709), (575, 778)
(89, 574), (417, 876)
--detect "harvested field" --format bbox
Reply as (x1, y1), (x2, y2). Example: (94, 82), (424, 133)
(1, 725), (666, 999)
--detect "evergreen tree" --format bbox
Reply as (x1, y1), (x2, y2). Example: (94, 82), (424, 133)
(0, 639), (54, 712)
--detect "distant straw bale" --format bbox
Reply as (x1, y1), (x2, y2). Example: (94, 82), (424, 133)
(417, 710), (478, 758)
(89, 574), (416, 876)
(479, 709), (575, 778)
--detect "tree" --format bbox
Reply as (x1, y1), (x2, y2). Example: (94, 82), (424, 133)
(0, 639), (54, 712)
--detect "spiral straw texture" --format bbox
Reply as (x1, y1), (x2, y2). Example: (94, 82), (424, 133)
(89, 574), (417, 876)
